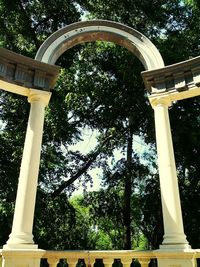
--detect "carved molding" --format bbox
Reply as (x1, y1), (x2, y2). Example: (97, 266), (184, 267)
(142, 55), (200, 101)
(0, 48), (59, 93)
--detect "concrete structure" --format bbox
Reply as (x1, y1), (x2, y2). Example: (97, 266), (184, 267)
(0, 20), (199, 267)
(0, 47), (59, 266)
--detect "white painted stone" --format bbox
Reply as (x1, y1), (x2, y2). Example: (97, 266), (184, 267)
(35, 20), (164, 70)
(1, 249), (45, 267)
(4, 89), (51, 249)
(152, 97), (190, 249)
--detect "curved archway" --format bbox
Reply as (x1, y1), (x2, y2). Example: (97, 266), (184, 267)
(35, 20), (164, 70)
(2, 19), (194, 258)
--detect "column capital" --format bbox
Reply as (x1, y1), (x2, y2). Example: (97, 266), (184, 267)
(28, 88), (52, 106)
(149, 94), (172, 108)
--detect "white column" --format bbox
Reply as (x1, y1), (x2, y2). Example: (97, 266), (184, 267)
(152, 97), (190, 249)
(4, 89), (51, 249)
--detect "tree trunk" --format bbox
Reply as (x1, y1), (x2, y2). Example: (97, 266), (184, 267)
(123, 115), (134, 249)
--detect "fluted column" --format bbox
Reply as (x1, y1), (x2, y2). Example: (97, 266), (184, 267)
(152, 96), (190, 249)
(4, 89), (51, 249)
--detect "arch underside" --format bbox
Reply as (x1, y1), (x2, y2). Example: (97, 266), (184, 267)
(35, 20), (164, 70)
(47, 31), (142, 65)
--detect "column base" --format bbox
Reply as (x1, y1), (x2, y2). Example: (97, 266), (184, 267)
(159, 243), (191, 250)
(3, 243), (38, 249)
(1, 248), (45, 267)
(157, 258), (196, 267)
(154, 248), (196, 267)
(161, 233), (191, 250)
(162, 233), (189, 244)
(5, 232), (36, 249)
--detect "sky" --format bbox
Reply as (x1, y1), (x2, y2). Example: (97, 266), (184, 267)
(70, 127), (153, 196)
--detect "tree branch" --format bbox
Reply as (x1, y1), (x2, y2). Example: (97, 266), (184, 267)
(17, 0), (40, 49)
(51, 133), (113, 198)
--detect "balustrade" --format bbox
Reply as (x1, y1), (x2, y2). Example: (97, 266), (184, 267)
(196, 250), (200, 267)
(0, 249), (200, 266)
(42, 251), (156, 267)
(40, 250), (200, 267)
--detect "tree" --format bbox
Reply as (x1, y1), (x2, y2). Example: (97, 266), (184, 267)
(0, 0), (85, 247)
(61, 41), (155, 249)
(1, 0), (200, 252)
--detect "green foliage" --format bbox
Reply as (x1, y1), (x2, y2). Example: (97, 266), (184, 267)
(0, 0), (200, 253)
(34, 193), (98, 250)
(0, 0), (80, 55)
(0, 202), (14, 246)
(65, 41), (149, 134)
(169, 99), (200, 248)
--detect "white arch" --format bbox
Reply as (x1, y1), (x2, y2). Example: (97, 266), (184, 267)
(35, 20), (164, 70)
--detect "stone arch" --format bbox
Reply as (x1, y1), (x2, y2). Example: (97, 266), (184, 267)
(35, 20), (164, 70)
(35, 20), (192, 253)
(2, 19), (194, 259)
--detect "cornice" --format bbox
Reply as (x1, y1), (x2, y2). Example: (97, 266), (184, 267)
(0, 48), (60, 95)
(142, 56), (200, 102)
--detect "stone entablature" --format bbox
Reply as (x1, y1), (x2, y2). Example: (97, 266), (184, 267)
(0, 48), (59, 94)
(142, 55), (200, 103)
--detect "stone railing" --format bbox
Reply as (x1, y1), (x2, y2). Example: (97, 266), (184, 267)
(196, 249), (200, 266)
(41, 250), (156, 267)
(1, 249), (200, 267)
(41, 249), (200, 267)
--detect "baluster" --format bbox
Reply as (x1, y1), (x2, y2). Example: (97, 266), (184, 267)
(47, 256), (59, 267)
(84, 256), (95, 267)
(67, 258), (78, 267)
(90, 257), (96, 267)
(103, 258), (114, 267)
(138, 258), (150, 267)
(121, 257), (132, 267)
